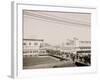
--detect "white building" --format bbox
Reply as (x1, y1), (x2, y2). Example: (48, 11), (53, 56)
(60, 38), (91, 56)
(76, 41), (91, 55)
(23, 39), (46, 57)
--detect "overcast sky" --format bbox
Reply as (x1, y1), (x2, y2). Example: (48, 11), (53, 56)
(23, 10), (91, 46)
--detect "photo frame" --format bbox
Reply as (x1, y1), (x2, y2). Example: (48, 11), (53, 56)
(11, 1), (97, 78)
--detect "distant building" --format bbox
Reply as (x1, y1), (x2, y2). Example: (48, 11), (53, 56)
(76, 40), (91, 55)
(23, 39), (46, 57)
(60, 38), (91, 55)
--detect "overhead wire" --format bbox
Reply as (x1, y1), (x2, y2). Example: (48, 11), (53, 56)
(24, 11), (90, 27)
(38, 12), (90, 26)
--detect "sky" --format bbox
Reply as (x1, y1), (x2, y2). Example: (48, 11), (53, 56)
(23, 10), (91, 46)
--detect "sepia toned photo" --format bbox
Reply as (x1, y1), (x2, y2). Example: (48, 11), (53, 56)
(22, 10), (91, 69)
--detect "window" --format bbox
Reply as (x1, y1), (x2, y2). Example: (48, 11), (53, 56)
(23, 42), (26, 45)
(40, 43), (43, 48)
(34, 42), (38, 45)
(29, 42), (31, 45)
(30, 51), (32, 53)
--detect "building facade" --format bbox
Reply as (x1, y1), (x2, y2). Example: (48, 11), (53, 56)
(23, 39), (46, 57)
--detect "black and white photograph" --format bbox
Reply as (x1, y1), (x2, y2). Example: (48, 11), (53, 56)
(22, 10), (91, 69)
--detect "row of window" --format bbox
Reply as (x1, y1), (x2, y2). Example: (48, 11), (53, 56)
(23, 50), (46, 53)
(79, 47), (91, 49)
(77, 50), (91, 53)
(23, 42), (39, 46)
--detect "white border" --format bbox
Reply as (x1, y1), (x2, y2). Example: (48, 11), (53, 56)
(11, 2), (97, 78)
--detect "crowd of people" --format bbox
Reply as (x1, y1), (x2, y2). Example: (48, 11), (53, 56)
(46, 49), (91, 66)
